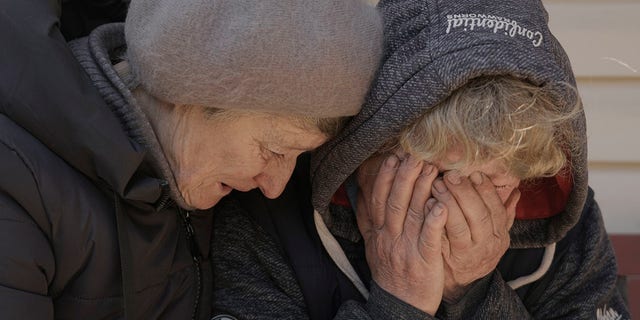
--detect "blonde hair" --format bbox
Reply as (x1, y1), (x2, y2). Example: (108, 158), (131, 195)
(394, 76), (582, 180)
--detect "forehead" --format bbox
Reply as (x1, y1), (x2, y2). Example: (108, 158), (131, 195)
(251, 114), (327, 150)
(435, 155), (508, 177)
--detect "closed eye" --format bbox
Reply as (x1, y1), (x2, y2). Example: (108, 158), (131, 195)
(270, 150), (285, 159)
(257, 140), (285, 161)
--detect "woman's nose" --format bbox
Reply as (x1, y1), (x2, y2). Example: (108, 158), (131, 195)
(254, 158), (296, 199)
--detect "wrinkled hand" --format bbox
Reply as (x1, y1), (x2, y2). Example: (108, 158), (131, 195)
(356, 155), (446, 315)
(431, 171), (520, 303)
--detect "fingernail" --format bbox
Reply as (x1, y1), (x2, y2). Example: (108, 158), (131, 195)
(432, 203), (444, 216)
(385, 155), (399, 168)
(433, 180), (447, 193)
(422, 164), (434, 176)
(395, 150), (408, 159)
(426, 198), (437, 210)
(446, 171), (461, 185)
(470, 172), (483, 185)
(403, 155), (420, 168)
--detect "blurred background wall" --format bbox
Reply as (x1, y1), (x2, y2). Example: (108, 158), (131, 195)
(544, 0), (640, 234)
(544, 0), (639, 317)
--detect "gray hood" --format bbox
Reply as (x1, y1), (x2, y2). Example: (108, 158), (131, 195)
(311, 0), (588, 248)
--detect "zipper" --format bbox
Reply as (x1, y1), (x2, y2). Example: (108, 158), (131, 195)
(180, 209), (202, 320)
(114, 193), (136, 319)
(156, 180), (174, 211)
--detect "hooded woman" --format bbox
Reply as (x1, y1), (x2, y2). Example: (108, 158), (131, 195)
(0, 0), (383, 318)
(211, 0), (629, 318)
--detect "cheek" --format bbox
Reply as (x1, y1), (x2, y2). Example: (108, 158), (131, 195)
(496, 182), (520, 204)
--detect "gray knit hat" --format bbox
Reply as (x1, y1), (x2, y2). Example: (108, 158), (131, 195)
(124, 0), (383, 117)
(311, 0), (588, 243)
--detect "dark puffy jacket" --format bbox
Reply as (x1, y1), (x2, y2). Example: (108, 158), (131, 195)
(0, 2), (212, 319)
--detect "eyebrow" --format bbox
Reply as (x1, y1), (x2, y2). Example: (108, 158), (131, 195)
(286, 144), (319, 152)
(281, 135), (325, 151)
(267, 138), (315, 152)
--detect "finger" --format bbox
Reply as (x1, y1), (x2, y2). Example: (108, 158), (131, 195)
(432, 178), (471, 246)
(427, 199), (453, 259)
(356, 155), (387, 200)
(468, 171), (509, 237)
(441, 231), (451, 260)
(368, 155), (399, 229)
(404, 164), (438, 239)
(356, 189), (373, 237)
(425, 198), (437, 211)
(418, 202), (447, 263)
(384, 155), (423, 236)
(444, 171), (492, 242)
(504, 188), (521, 230)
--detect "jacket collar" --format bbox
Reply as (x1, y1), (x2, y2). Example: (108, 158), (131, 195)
(69, 23), (197, 210)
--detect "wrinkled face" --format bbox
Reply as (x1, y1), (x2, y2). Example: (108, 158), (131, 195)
(170, 111), (327, 209)
(433, 147), (521, 204)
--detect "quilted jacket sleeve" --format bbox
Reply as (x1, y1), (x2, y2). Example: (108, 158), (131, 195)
(0, 141), (55, 319)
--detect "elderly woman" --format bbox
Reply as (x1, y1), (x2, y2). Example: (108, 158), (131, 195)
(210, 0), (629, 318)
(0, 0), (382, 319)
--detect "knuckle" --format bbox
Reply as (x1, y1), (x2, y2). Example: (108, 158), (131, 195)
(406, 207), (425, 221)
(495, 229), (508, 240)
(449, 254), (468, 268)
(478, 211), (492, 225)
(385, 200), (404, 214)
(419, 236), (439, 255)
(493, 224), (511, 239)
(373, 238), (389, 257)
(371, 195), (386, 209)
(447, 223), (469, 239)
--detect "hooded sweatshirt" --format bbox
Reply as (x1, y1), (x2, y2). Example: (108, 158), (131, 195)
(211, 0), (629, 319)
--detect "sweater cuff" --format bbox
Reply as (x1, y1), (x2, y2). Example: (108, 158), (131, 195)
(366, 281), (437, 320)
(438, 271), (495, 319)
